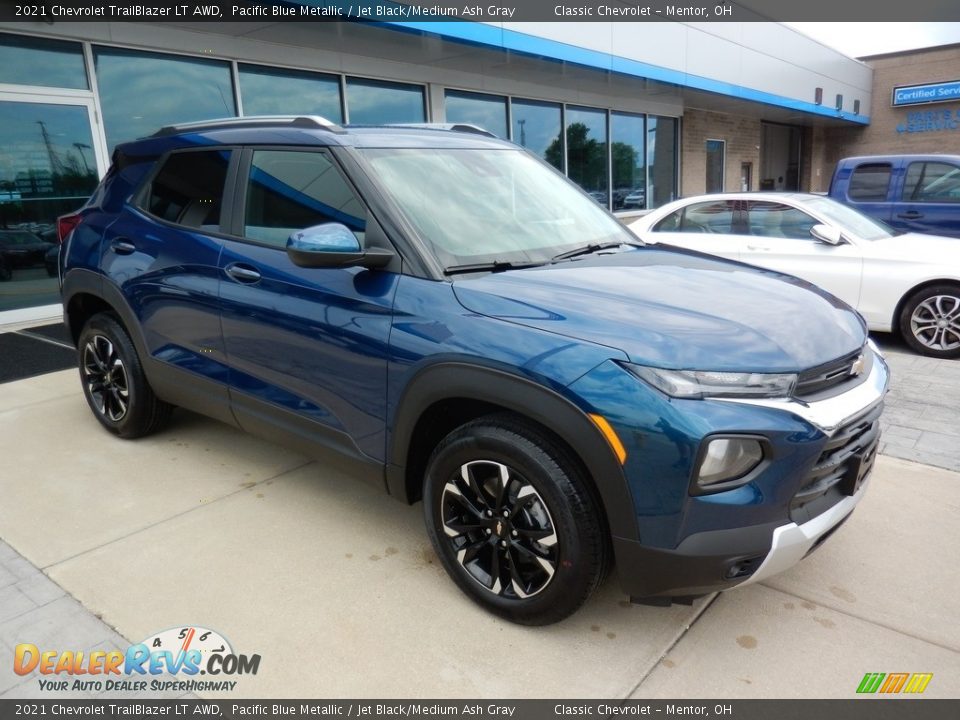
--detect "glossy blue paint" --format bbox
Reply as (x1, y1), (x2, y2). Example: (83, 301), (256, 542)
(63, 123), (883, 603)
(453, 249), (866, 372)
(566, 360), (825, 548)
(218, 237), (399, 458)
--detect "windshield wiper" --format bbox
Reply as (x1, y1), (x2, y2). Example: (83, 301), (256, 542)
(444, 260), (545, 276)
(550, 240), (644, 263)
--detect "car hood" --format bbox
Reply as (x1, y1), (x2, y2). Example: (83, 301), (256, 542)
(452, 248), (866, 372)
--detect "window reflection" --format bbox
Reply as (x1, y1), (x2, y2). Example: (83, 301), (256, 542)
(648, 116), (678, 208)
(565, 106), (609, 208)
(0, 33), (88, 90)
(94, 47), (235, 153)
(445, 90), (508, 139)
(0, 101), (99, 310)
(245, 151), (366, 247)
(345, 78), (425, 124)
(239, 64), (343, 123)
(611, 112), (645, 211)
(511, 99), (563, 172)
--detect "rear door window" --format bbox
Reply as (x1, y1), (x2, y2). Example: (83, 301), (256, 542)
(847, 163), (891, 201)
(903, 161), (960, 203)
(141, 150), (230, 231)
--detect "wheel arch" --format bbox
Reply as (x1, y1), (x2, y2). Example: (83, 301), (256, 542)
(386, 362), (640, 543)
(892, 277), (960, 332)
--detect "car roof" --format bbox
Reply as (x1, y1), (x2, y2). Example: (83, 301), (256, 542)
(115, 116), (516, 159)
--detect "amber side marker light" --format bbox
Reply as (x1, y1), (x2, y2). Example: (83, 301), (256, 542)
(588, 414), (627, 465)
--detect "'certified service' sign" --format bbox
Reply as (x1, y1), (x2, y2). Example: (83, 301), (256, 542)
(892, 80), (960, 107)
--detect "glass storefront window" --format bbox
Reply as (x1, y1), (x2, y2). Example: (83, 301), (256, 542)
(511, 99), (563, 172)
(611, 112), (646, 211)
(565, 106), (609, 208)
(94, 47), (235, 153)
(647, 115), (678, 208)
(444, 90), (508, 139)
(0, 100), (100, 310)
(0, 33), (88, 90)
(345, 78), (425, 124)
(239, 64), (343, 123)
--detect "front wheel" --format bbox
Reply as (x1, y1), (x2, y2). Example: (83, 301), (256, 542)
(899, 284), (960, 359)
(77, 313), (173, 438)
(423, 414), (606, 625)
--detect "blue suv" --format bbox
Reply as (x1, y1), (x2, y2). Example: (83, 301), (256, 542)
(59, 116), (888, 624)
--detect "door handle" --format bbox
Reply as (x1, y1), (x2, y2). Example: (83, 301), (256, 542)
(225, 263), (261, 283)
(110, 239), (136, 255)
(897, 211), (923, 219)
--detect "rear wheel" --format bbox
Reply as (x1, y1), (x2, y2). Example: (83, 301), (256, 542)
(423, 414), (606, 625)
(899, 284), (960, 359)
(77, 313), (172, 438)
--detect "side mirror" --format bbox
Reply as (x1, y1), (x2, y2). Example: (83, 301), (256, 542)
(810, 223), (844, 246)
(286, 223), (393, 269)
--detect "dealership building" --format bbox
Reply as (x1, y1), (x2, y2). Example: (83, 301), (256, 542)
(0, 15), (956, 326)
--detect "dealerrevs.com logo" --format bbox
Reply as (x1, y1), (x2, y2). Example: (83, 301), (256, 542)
(14, 626), (260, 693)
(856, 672), (933, 694)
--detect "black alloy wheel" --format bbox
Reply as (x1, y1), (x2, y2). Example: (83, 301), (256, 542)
(77, 313), (172, 438)
(424, 414), (606, 625)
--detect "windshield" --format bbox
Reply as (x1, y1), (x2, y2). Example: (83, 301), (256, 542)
(802, 196), (896, 241)
(358, 147), (634, 268)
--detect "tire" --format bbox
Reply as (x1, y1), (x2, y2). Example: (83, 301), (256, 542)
(77, 313), (173, 438)
(423, 413), (606, 625)
(898, 284), (960, 359)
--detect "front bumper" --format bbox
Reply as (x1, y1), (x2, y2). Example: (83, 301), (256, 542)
(612, 342), (889, 601)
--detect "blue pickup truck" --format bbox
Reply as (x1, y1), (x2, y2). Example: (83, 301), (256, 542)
(829, 154), (960, 237)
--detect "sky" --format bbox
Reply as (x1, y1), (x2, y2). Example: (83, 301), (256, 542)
(785, 22), (960, 58)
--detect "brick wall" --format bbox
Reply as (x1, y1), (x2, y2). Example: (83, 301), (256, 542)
(681, 109), (761, 196)
(822, 44), (960, 184)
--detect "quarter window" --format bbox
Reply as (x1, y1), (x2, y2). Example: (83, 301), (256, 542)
(847, 163), (891, 201)
(142, 151), (230, 230)
(903, 161), (960, 203)
(243, 150), (366, 248)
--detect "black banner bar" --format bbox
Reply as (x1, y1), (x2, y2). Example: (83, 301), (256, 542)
(1, 700), (959, 720)
(1, 0), (960, 23)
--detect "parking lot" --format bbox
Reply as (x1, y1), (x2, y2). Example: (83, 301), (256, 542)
(0, 333), (958, 699)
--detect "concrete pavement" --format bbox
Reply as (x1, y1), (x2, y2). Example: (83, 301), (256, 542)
(0, 336), (958, 699)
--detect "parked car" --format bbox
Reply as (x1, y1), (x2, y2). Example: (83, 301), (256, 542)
(630, 192), (960, 359)
(0, 229), (55, 274)
(622, 188), (646, 209)
(60, 116), (887, 624)
(829, 154), (960, 237)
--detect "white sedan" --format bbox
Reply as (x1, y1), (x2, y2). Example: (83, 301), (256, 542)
(629, 192), (960, 359)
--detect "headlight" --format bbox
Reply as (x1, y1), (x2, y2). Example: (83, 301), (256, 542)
(694, 437), (765, 492)
(624, 363), (797, 399)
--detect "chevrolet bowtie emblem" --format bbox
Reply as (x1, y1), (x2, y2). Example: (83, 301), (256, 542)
(850, 354), (866, 376)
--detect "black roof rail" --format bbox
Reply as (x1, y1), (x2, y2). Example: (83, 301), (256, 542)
(152, 115), (346, 137)
(387, 122), (498, 138)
